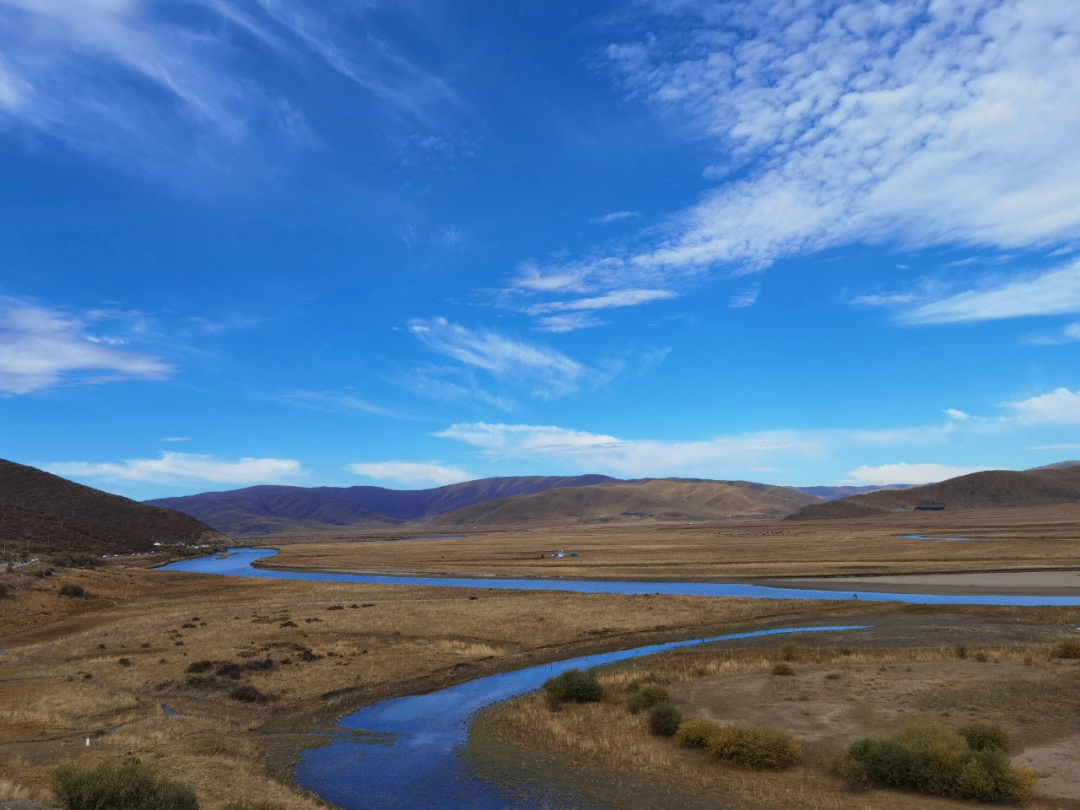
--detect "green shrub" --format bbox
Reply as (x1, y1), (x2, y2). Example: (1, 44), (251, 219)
(772, 662), (794, 676)
(58, 583), (85, 598)
(836, 753), (871, 790)
(542, 668), (603, 708)
(626, 684), (669, 713)
(676, 718), (722, 748)
(53, 758), (198, 810)
(708, 724), (802, 770)
(647, 702), (682, 736)
(846, 719), (1035, 803)
(960, 723), (1008, 753)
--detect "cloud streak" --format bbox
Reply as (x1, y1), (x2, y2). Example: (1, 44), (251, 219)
(0, 296), (173, 394)
(348, 461), (472, 488)
(46, 452), (303, 485)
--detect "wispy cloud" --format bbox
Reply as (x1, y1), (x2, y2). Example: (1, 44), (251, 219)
(900, 263), (1080, 324)
(0, 0), (460, 173)
(729, 288), (759, 308)
(348, 461), (472, 488)
(591, 211), (638, 224)
(844, 463), (985, 487)
(162, 437), (190, 443)
(46, 452), (303, 485)
(409, 318), (590, 397)
(278, 389), (403, 418)
(1025, 322), (1080, 346)
(533, 313), (607, 333)
(525, 289), (675, 316)
(598, 3), (1080, 276)
(0, 296), (173, 394)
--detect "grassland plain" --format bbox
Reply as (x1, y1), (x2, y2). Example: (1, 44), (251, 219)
(259, 504), (1080, 582)
(487, 633), (1080, 809)
(0, 557), (875, 808)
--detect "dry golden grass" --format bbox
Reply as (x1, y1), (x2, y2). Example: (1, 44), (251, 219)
(492, 643), (1080, 808)
(263, 504), (1080, 581)
(0, 558), (861, 808)
(0, 776), (32, 800)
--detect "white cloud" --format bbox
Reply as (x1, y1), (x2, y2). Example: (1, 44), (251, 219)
(0, 0), (459, 172)
(729, 288), (759, 308)
(1025, 321), (1080, 346)
(162, 437), (190, 443)
(0, 296), (173, 394)
(944, 409), (970, 421)
(279, 389), (402, 418)
(435, 422), (828, 477)
(901, 263), (1080, 324)
(591, 211), (638, 224)
(850, 293), (919, 307)
(591, 2), (1080, 275)
(46, 452), (303, 485)
(844, 463), (985, 487)
(533, 313), (606, 333)
(409, 318), (588, 397)
(348, 461), (472, 488)
(525, 289), (675, 315)
(1006, 388), (1080, 425)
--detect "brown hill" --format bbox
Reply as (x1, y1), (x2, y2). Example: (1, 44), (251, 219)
(428, 479), (820, 528)
(146, 475), (619, 535)
(787, 467), (1080, 520)
(0, 459), (226, 557)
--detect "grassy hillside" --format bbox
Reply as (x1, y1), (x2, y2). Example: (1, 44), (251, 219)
(147, 475), (619, 535)
(428, 479), (820, 527)
(788, 467), (1080, 520)
(0, 459), (225, 557)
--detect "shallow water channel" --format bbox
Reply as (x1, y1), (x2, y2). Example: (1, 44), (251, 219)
(159, 548), (1080, 808)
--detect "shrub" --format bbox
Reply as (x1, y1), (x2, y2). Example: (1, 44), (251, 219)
(1056, 639), (1080, 659)
(228, 684), (268, 703)
(224, 803), (276, 810)
(53, 758), (198, 810)
(836, 753), (871, 790)
(59, 583), (85, 598)
(781, 643), (798, 661)
(542, 668), (603, 708)
(708, 724), (802, 770)
(960, 723), (1007, 753)
(627, 684), (669, 713)
(647, 702), (683, 736)
(772, 662), (794, 676)
(846, 719), (1035, 803)
(0, 582), (8, 599)
(955, 643), (968, 660)
(186, 660), (214, 674)
(676, 718), (722, 749)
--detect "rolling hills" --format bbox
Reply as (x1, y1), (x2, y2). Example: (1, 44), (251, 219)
(428, 478), (821, 527)
(788, 466), (1080, 520)
(0, 459), (225, 556)
(148, 475), (822, 535)
(147, 475), (619, 535)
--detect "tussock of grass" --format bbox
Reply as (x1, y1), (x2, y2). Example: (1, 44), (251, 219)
(53, 758), (198, 810)
(626, 684), (669, 713)
(0, 777), (31, 800)
(677, 718), (802, 770)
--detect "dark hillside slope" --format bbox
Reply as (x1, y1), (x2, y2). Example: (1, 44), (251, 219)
(788, 467), (1080, 520)
(0, 459), (224, 555)
(148, 475), (618, 535)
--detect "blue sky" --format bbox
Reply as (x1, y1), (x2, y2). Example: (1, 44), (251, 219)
(3, 0), (1080, 499)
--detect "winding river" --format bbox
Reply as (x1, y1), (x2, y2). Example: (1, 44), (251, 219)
(159, 549), (1080, 809)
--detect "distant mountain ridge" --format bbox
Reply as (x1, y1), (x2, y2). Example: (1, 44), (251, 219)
(0, 459), (224, 555)
(788, 466), (1080, 520)
(147, 475), (823, 535)
(794, 484), (913, 501)
(429, 478), (820, 528)
(147, 475), (619, 535)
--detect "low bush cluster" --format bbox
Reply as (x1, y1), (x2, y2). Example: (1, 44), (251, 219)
(1055, 639), (1080, 659)
(676, 718), (801, 770)
(626, 684), (669, 713)
(58, 583), (86, 598)
(542, 669), (603, 708)
(838, 720), (1034, 804)
(53, 758), (198, 810)
(229, 684), (269, 703)
(647, 703), (683, 736)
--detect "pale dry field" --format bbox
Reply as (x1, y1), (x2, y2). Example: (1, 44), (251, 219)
(492, 640), (1080, 809)
(0, 559), (863, 807)
(261, 504), (1080, 581)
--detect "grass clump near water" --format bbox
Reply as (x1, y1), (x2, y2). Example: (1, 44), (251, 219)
(53, 758), (198, 810)
(626, 683), (669, 713)
(647, 702), (683, 736)
(542, 668), (603, 708)
(676, 718), (802, 770)
(839, 719), (1034, 803)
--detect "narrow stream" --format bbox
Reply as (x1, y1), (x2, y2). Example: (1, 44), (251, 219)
(163, 547), (1080, 606)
